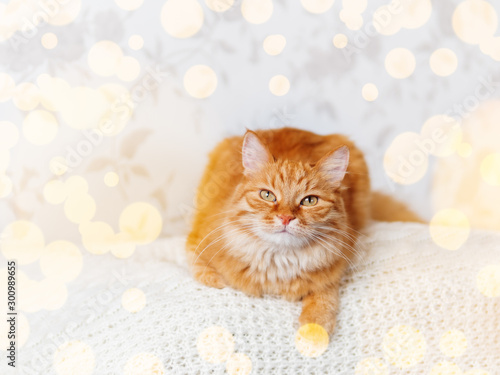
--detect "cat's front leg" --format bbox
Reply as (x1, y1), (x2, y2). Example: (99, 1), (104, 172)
(298, 286), (340, 334)
(191, 263), (227, 289)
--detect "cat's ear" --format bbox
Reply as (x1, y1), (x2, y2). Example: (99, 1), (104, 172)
(315, 145), (350, 186)
(242, 131), (273, 174)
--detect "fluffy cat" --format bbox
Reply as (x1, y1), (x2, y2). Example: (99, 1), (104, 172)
(186, 127), (421, 333)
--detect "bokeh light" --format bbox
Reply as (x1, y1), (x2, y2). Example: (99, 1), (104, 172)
(269, 74), (290, 96)
(122, 288), (147, 313)
(54, 341), (95, 375)
(430, 48), (458, 77)
(429, 209), (470, 251)
(1, 220), (45, 265)
(197, 326), (235, 363)
(362, 83), (379, 102)
(23, 110), (59, 145)
(294, 323), (329, 358)
(41, 32), (58, 49)
(452, 0), (497, 45)
(385, 48), (416, 79)
(226, 353), (252, 375)
(333, 33), (348, 49)
(382, 325), (426, 368)
(161, 0), (204, 38)
(480, 153), (500, 186)
(124, 353), (165, 375)
(355, 357), (388, 375)
(300, 0), (335, 14)
(429, 361), (462, 375)
(439, 329), (467, 358)
(183, 65), (218, 99)
(40, 241), (83, 282)
(263, 34), (286, 56)
(476, 264), (500, 297)
(241, 0), (273, 24)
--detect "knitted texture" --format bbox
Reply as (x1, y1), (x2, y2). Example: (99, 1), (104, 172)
(16, 222), (500, 375)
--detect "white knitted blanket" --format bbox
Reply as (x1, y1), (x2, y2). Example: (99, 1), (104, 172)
(13, 222), (500, 375)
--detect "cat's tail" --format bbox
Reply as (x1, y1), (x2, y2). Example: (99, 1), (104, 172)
(370, 191), (425, 223)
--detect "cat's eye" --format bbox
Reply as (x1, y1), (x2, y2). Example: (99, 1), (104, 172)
(301, 196), (318, 206)
(260, 190), (276, 202)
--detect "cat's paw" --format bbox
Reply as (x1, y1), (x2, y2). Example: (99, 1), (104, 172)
(298, 312), (336, 334)
(193, 267), (226, 289)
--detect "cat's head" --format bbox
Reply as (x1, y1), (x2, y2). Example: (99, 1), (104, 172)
(231, 130), (349, 248)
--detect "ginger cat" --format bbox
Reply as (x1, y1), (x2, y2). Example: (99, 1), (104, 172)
(186, 127), (421, 334)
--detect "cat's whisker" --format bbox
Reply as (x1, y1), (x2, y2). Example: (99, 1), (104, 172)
(191, 220), (255, 266)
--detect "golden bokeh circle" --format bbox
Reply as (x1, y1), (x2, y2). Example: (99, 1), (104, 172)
(206, 0), (234, 12)
(128, 34), (144, 50)
(430, 48), (458, 77)
(41, 32), (58, 49)
(241, 0), (273, 24)
(37, 74), (71, 112)
(420, 115), (462, 157)
(226, 353), (252, 375)
(385, 48), (416, 79)
(124, 353), (165, 375)
(429, 209), (470, 251)
(47, 0), (81, 26)
(197, 326), (235, 363)
(119, 202), (163, 244)
(263, 34), (286, 56)
(23, 110), (59, 145)
(452, 0), (498, 45)
(65, 175), (89, 195)
(300, 0), (335, 14)
(362, 83), (379, 102)
(0, 72), (15, 102)
(294, 323), (329, 358)
(161, 0), (204, 38)
(0, 120), (19, 149)
(439, 329), (467, 358)
(43, 180), (69, 204)
(1, 220), (45, 265)
(355, 357), (388, 375)
(269, 74), (290, 96)
(115, 0), (145, 11)
(64, 193), (96, 224)
(383, 132), (429, 185)
(88, 41), (124, 77)
(457, 143), (472, 158)
(13, 82), (40, 111)
(104, 171), (120, 187)
(183, 65), (218, 99)
(40, 241), (83, 282)
(382, 325), (426, 368)
(480, 153), (500, 186)
(80, 221), (115, 255)
(54, 341), (95, 375)
(333, 33), (348, 49)
(60, 86), (109, 130)
(429, 361), (463, 375)
(476, 264), (500, 298)
(122, 288), (147, 313)
(340, 9), (364, 31)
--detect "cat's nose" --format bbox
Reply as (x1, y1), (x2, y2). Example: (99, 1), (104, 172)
(277, 215), (295, 226)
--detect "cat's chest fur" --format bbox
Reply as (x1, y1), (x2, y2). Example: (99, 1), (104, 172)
(229, 236), (334, 284)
